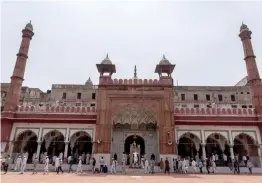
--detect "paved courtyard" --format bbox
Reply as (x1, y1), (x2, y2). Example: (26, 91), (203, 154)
(1, 173), (262, 183)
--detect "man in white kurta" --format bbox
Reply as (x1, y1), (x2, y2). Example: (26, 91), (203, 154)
(59, 152), (63, 161)
(86, 153), (90, 165)
(191, 159), (197, 173)
(111, 158), (117, 174)
(144, 159), (149, 174)
(44, 156), (49, 174)
(211, 161), (217, 173)
(121, 157), (126, 174)
(76, 157), (83, 174)
(182, 159), (187, 174)
(55, 157), (60, 172)
(20, 156), (27, 174)
(14, 156), (22, 171)
(133, 152), (138, 167)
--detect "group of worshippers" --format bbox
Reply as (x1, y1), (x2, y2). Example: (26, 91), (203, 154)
(107, 153), (157, 174)
(1, 154), (28, 174)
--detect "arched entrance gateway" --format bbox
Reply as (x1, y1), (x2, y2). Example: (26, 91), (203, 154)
(13, 130), (38, 163)
(111, 105), (158, 165)
(233, 133), (259, 166)
(178, 132), (202, 160)
(40, 130), (65, 157)
(68, 131), (93, 163)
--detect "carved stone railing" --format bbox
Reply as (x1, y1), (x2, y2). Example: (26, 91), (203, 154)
(174, 107), (256, 116)
(100, 78), (172, 86)
(17, 105), (96, 114)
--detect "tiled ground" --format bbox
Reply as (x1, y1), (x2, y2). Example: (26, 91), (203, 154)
(1, 172), (262, 183)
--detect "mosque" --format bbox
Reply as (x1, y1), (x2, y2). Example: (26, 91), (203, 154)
(1, 21), (262, 168)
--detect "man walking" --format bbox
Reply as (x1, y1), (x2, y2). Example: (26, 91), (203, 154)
(122, 157), (126, 174)
(44, 156), (49, 174)
(3, 155), (10, 174)
(76, 157), (83, 174)
(144, 158), (149, 174)
(57, 158), (63, 174)
(32, 157), (38, 174)
(20, 156), (27, 174)
(14, 155), (22, 172)
(68, 155), (73, 173)
(110, 158), (117, 174)
(164, 158), (170, 174)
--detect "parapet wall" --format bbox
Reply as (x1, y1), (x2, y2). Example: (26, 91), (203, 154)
(174, 107), (256, 116)
(17, 105), (256, 116)
(99, 78), (172, 86)
(17, 105), (96, 114)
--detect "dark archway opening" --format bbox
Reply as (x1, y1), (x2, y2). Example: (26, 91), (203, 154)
(68, 135), (92, 156)
(124, 135), (145, 165)
(23, 136), (38, 163)
(13, 131), (38, 163)
(178, 137), (197, 159)
(47, 135), (65, 157)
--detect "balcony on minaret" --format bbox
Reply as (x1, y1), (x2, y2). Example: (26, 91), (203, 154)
(155, 55), (175, 80)
(96, 53), (116, 78)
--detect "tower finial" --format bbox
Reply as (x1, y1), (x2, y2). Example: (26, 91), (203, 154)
(106, 53), (109, 59)
(134, 65), (137, 78)
(163, 54), (166, 59)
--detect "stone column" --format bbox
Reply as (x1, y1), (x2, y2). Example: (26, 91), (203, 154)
(201, 143), (206, 160)
(36, 141), (41, 159)
(229, 144), (234, 160)
(8, 141), (14, 154)
(64, 141), (69, 160)
(257, 145), (262, 167)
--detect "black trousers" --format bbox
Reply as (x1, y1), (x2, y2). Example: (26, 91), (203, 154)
(57, 166), (63, 174)
(248, 167), (252, 174)
(164, 167), (170, 174)
(4, 164), (9, 174)
(234, 167), (240, 174)
(206, 166), (210, 173)
(199, 167), (203, 173)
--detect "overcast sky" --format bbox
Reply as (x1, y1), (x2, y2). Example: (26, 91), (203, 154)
(1, 1), (262, 91)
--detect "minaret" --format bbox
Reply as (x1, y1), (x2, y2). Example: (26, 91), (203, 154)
(239, 22), (262, 114)
(2, 21), (34, 116)
(133, 65), (138, 79)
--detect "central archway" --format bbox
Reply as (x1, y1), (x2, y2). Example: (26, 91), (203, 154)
(124, 135), (145, 165)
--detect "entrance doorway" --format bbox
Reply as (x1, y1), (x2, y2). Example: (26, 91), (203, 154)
(124, 135), (145, 165)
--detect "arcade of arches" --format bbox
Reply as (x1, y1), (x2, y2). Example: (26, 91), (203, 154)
(177, 132), (260, 166)
(11, 130), (93, 163)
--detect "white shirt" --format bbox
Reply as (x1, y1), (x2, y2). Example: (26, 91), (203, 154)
(145, 160), (149, 166)
(55, 157), (60, 167)
(243, 156), (247, 161)
(22, 157), (27, 165)
(99, 158), (104, 165)
(45, 158), (49, 165)
(78, 159), (82, 166)
(223, 154), (227, 161)
(191, 160), (196, 167)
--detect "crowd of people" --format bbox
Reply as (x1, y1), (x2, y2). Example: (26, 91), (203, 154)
(1, 151), (255, 175)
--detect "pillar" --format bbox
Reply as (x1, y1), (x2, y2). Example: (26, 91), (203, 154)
(64, 141), (69, 160)
(8, 141), (14, 154)
(36, 141), (41, 159)
(257, 145), (262, 167)
(201, 143), (206, 160)
(229, 144), (234, 160)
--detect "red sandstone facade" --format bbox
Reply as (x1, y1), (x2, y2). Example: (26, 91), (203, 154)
(1, 22), (262, 166)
